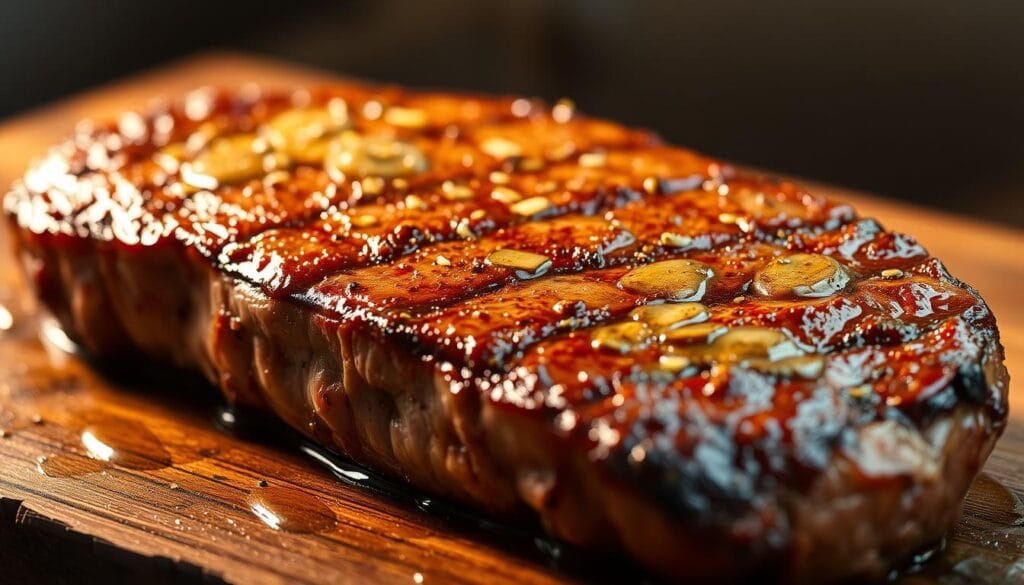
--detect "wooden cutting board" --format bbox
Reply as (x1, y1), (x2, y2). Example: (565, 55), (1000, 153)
(1, 53), (1022, 585)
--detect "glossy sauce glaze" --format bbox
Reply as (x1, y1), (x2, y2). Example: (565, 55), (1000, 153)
(3, 85), (1009, 571)
(0, 265), (1016, 583)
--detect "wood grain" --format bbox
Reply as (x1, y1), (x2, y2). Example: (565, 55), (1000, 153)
(0, 53), (1021, 584)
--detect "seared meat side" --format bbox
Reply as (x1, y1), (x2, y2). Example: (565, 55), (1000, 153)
(3, 86), (1009, 583)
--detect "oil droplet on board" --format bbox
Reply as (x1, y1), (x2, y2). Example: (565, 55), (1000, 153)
(961, 472), (1024, 527)
(894, 473), (1024, 583)
(79, 415), (172, 470)
(0, 304), (14, 332)
(36, 454), (106, 478)
(247, 486), (338, 534)
(39, 317), (78, 354)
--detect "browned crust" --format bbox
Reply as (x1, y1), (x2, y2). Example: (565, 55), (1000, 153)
(10, 221), (1008, 583)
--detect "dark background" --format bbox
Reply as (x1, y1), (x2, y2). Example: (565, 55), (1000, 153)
(2, 0), (1022, 227)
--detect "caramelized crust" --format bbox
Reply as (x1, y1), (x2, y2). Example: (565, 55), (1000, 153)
(4, 85), (1009, 583)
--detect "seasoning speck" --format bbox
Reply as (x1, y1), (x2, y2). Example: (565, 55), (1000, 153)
(660, 232), (693, 248)
(480, 137), (522, 159)
(578, 152), (607, 168)
(351, 214), (379, 228)
(488, 171), (511, 185)
(360, 176), (385, 196)
(881, 268), (904, 279)
(491, 186), (522, 204)
(455, 220), (474, 240)
(404, 194), (427, 210)
(509, 196), (551, 217)
(441, 180), (474, 201)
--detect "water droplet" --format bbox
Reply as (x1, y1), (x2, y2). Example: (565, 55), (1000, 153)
(247, 486), (338, 534)
(218, 408), (238, 428)
(963, 473), (1024, 528)
(0, 304), (14, 332)
(79, 416), (172, 470)
(37, 454), (106, 478)
(892, 474), (1024, 582)
(39, 317), (78, 354)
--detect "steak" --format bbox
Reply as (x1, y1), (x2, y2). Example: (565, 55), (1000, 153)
(3, 85), (1009, 583)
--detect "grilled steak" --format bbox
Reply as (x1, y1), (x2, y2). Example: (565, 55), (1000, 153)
(3, 86), (1009, 583)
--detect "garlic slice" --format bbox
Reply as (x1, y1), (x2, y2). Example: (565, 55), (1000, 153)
(661, 322), (727, 345)
(591, 321), (653, 353)
(182, 134), (264, 187)
(509, 196), (552, 217)
(630, 302), (709, 332)
(710, 327), (802, 362)
(745, 355), (826, 379)
(657, 354), (692, 372)
(753, 253), (849, 299)
(263, 106), (351, 163)
(487, 249), (552, 279)
(324, 134), (428, 179)
(618, 260), (714, 302)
